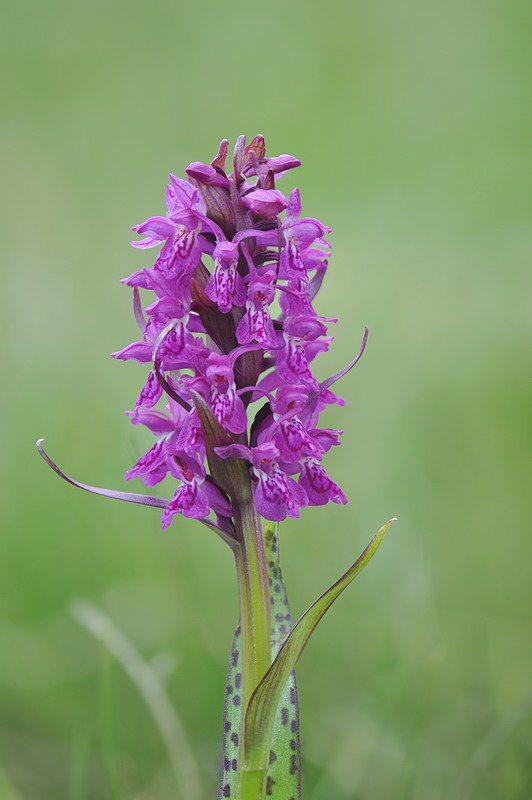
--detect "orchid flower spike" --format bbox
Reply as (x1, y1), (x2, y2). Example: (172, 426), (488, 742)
(39, 135), (367, 532)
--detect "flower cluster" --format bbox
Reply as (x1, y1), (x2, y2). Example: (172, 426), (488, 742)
(113, 136), (366, 529)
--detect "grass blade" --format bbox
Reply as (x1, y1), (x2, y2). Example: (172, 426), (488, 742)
(71, 600), (202, 800)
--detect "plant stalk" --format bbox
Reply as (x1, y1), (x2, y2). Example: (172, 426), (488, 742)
(233, 498), (271, 799)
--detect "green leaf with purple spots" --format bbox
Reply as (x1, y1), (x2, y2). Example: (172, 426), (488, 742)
(243, 518), (396, 774)
(264, 523), (301, 800)
(218, 624), (243, 800)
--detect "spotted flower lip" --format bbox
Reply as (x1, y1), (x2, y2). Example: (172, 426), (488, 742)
(38, 135), (368, 531)
(205, 240), (247, 313)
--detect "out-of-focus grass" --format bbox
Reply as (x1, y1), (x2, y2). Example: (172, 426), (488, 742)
(1, 0), (531, 797)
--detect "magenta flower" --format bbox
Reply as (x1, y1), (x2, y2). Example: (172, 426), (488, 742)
(215, 442), (309, 522)
(241, 188), (288, 217)
(38, 135), (367, 530)
(205, 239), (247, 313)
(235, 268), (277, 348)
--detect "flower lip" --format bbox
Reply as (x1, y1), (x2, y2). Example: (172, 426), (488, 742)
(272, 384), (308, 416)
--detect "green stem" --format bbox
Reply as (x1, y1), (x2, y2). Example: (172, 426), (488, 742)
(238, 767), (266, 800)
(233, 499), (271, 800)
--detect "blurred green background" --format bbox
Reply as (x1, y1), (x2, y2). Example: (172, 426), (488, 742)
(1, 0), (531, 797)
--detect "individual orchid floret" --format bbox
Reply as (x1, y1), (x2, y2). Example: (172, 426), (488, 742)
(174, 406), (207, 462)
(125, 439), (168, 487)
(152, 316), (195, 369)
(279, 188), (331, 280)
(131, 175), (217, 288)
(258, 385), (323, 463)
(216, 442), (308, 521)
(271, 415), (322, 464)
(124, 401), (201, 488)
(160, 478), (210, 526)
(184, 161), (230, 188)
(206, 353), (248, 434)
(165, 174), (206, 222)
(253, 459), (308, 521)
(111, 308), (193, 369)
(276, 314), (330, 388)
(298, 457), (347, 507)
(235, 269), (277, 348)
(279, 275), (320, 319)
(160, 456), (232, 528)
(241, 188), (288, 218)
(283, 188), (332, 246)
(131, 216), (204, 280)
(205, 240), (247, 313)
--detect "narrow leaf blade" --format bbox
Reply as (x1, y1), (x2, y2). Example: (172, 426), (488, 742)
(244, 518), (396, 764)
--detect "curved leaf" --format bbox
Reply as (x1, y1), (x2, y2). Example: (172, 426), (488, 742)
(243, 518), (396, 769)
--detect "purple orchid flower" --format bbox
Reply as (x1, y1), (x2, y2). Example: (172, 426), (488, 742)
(130, 174), (220, 295)
(205, 353), (248, 434)
(205, 240), (247, 313)
(235, 269), (278, 348)
(38, 135), (368, 529)
(241, 188), (288, 218)
(215, 442), (308, 522)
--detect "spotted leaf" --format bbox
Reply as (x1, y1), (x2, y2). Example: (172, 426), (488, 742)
(264, 523), (301, 800)
(243, 519), (396, 772)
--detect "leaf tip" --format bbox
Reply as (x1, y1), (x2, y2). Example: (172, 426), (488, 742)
(376, 517), (397, 540)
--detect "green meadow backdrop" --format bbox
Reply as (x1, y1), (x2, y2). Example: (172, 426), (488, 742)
(1, 0), (531, 797)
